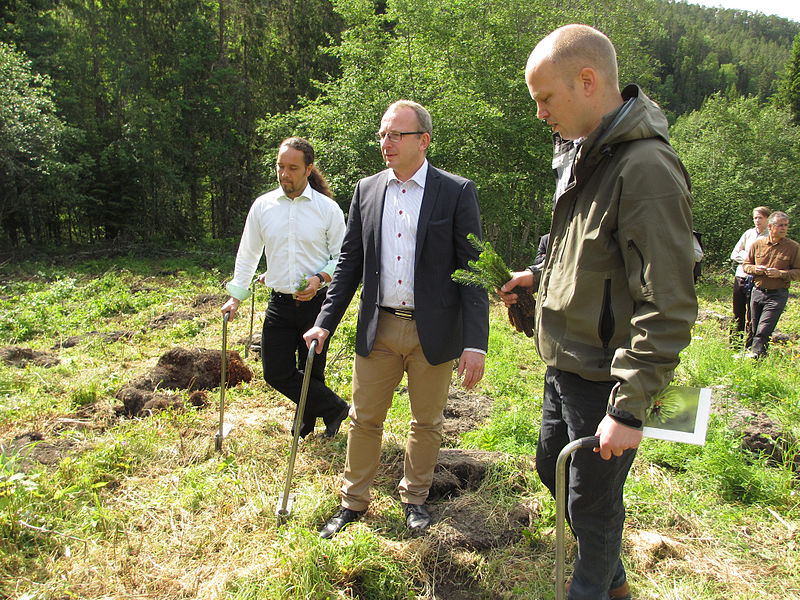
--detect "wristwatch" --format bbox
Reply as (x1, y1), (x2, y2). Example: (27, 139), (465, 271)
(314, 273), (326, 288)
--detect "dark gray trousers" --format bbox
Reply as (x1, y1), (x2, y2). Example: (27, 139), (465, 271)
(536, 367), (636, 600)
(749, 287), (788, 356)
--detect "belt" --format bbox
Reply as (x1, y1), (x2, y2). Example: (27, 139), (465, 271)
(270, 289), (324, 304)
(754, 286), (786, 293)
(379, 306), (415, 320)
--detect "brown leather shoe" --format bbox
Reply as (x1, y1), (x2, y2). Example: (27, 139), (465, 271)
(609, 581), (631, 599)
(564, 580), (631, 599)
(318, 507), (363, 539)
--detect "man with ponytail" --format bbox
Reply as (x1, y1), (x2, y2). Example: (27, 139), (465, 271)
(222, 137), (350, 439)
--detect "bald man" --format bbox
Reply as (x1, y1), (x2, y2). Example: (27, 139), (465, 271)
(500, 25), (697, 600)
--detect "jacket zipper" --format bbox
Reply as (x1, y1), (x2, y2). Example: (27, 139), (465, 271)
(627, 240), (647, 286)
(598, 277), (615, 367)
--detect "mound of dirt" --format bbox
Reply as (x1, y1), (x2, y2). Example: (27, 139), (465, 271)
(116, 347), (252, 416)
(727, 408), (800, 469)
(0, 347), (60, 368)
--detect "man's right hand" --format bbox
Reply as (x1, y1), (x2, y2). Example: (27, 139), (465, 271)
(497, 270), (535, 308)
(221, 297), (241, 321)
(303, 326), (329, 353)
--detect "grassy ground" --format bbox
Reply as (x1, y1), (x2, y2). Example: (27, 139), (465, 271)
(1, 248), (799, 599)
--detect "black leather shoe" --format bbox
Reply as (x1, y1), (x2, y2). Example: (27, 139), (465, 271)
(318, 507), (363, 539)
(324, 404), (350, 438)
(291, 419), (315, 439)
(402, 503), (431, 533)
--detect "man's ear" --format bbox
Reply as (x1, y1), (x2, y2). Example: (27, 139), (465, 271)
(578, 67), (597, 96)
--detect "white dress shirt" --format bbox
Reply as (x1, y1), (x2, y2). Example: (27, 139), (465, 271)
(378, 160), (485, 356)
(379, 160), (428, 309)
(227, 183), (345, 299)
(731, 227), (768, 278)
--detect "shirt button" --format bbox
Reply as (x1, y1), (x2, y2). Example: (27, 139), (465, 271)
(401, 301), (406, 306)
(397, 256), (401, 261)
(398, 280), (402, 284)
(398, 233), (401, 238)
(399, 210), (403, 214)
(402, 189), (406, 194)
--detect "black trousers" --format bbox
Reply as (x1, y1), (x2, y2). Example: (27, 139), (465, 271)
(262, 291), (346, 431)
(731, 275), (753, 347)
(536, 367), (635, 599)
(750, 287), (789, 357)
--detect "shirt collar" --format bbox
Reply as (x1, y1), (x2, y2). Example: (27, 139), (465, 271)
(389, 159), (428, 188)
(280, 182), (313, 201)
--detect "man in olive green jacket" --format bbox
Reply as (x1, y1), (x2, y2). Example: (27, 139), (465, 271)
(501, 25), (697, 600)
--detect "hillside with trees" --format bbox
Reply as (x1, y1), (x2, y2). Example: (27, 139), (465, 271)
(1, 0), (800, 264)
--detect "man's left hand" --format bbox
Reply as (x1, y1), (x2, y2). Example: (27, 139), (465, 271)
(594, 414), (643, 460)
(295, 275), (321, 301)
(457, 350), (485, 390)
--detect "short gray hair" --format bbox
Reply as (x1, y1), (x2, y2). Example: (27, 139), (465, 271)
(769, 211), (789, 225)
(386, 100), (432, 135)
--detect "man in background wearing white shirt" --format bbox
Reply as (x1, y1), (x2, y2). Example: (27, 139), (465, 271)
(221, 137), (349, 439)
(730, 206), (770, 347)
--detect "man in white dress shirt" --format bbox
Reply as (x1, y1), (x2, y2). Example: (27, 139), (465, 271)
(730, 206), (770, 346)
(222, 137), (349, 438)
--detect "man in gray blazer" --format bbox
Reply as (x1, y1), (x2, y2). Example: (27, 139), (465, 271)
(304, 100), (489, 537)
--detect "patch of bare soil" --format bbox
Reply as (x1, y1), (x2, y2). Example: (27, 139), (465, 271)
(0, 432), (75, 472)
(193, 293), (227, 307)
(442, 388), (493, 446)
(146, 311), (195, 330)
(375, 443), (534, 598)
(0, 347), (60, 368)
(115, 347), (252, 416)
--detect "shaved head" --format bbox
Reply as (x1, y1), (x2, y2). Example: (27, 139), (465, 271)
(527, 24), (619, 91)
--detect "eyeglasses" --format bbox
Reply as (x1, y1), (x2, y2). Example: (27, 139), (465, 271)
(374, 130), (425, 142)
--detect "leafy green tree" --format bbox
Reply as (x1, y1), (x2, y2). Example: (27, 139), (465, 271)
(0, 42), (64, 245)
(265, 0), (662, 265)
(777, 31), (800, 124)
(671, 93), (800, 264)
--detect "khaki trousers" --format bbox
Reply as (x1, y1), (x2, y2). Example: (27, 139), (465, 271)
(340, 310), (453, 511)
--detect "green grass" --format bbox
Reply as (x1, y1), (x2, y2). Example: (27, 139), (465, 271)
(1, 253), (800, 599)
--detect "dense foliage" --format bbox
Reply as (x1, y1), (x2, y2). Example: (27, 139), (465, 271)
(2, 0), (799, 265)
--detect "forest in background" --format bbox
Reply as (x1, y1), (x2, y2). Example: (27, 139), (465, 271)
(3, 0), (800, 265)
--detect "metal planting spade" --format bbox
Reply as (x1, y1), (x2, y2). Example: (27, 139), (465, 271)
(215, 311), (234, 452)
(275, 339), (318, 520)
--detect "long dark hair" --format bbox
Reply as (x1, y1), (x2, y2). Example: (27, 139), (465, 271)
(280, 137), (334, 199)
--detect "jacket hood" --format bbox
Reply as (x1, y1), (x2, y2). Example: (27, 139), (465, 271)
(589, 84), (670, 151)
(553, 85), (671, 164)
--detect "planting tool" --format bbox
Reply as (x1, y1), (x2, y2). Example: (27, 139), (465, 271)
(215, 311), (234, 452)
(275, 339), (317, 520)
(555, 435), (600, 600)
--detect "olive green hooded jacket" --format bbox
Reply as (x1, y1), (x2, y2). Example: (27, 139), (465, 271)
(534, 85), (698, 425)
